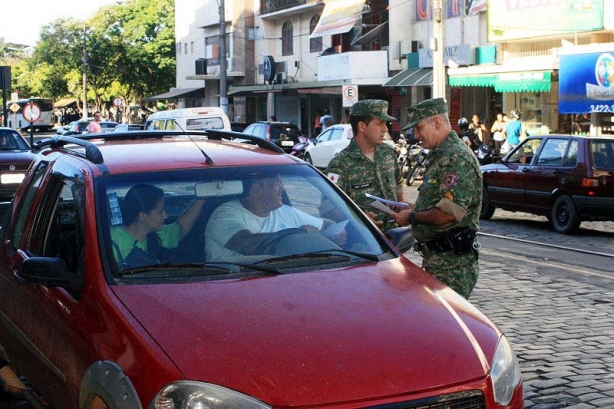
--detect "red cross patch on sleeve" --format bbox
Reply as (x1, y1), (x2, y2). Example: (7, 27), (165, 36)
(444, 173), (459, 188)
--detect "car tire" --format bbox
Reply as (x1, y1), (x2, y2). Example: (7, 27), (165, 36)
(304, 153), (313, 165)
(79, 361), (141, 409)
(551, 195), (581, 234)
(480, 186), (495, 220)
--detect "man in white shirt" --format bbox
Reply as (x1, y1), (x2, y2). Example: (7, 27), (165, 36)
(205, 175), (341, 261)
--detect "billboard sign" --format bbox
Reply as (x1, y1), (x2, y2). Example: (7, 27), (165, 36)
(559, 51), (614, 113)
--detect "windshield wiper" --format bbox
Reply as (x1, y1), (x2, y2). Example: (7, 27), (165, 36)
(119, 262), (280, 277)
(255, 249), (381, 266)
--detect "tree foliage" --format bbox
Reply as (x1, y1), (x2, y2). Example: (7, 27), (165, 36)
(6, 0), (175, 111)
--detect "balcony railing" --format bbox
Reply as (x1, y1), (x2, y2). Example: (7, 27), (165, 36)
(260, 0), (306, 14)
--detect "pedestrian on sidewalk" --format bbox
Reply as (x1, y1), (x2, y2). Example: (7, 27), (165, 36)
(392, 98), (482, 299)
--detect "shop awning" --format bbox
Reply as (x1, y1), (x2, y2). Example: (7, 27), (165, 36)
(55, 98), (78, 109)
(448, 71), (551, 92)
(383, 68), (432, 87)
(310, 0), (366, 39)
(144, 87), (205, 101)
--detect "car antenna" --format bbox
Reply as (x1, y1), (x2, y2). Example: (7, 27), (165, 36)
(173, 119), (214, 165)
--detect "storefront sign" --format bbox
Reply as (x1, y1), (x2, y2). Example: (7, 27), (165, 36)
(488, 0), (603, 42)
(559, 52), (614, 114)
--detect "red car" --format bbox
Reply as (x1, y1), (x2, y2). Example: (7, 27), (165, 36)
(0, 127), (36, 201)
(481, 134), (614, 233)
(0, 131), (523, 408)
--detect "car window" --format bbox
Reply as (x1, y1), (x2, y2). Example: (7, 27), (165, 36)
(164, 120), (177, 130)
(100, 165), (387, 282)
(317, 129), (332, 142)
(591, 140), (614, 169)
(565, 140), (579, 166)
(537, 138), (567, 166)
(153, 120), (165, 130)
(0, 130), (20, 149)
(186, 117), (225, 130)
(10, 162), (48, 250)
(507, 138), (542, 164)
(329, 129), (342, 141)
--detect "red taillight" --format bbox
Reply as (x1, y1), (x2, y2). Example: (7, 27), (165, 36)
(582, 178), (599, 188)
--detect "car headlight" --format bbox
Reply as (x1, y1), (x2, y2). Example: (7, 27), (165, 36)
(151, 381), (271, 409)
(490, 335), (522, 406)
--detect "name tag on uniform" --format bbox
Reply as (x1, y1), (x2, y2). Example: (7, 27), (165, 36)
(351, 182), (372, 189)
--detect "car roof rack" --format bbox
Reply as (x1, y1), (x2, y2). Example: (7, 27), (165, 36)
(32, 129), (284, 162)
(33, 135), (105, 164)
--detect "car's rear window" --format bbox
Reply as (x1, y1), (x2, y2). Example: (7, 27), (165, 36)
(270, 126), (299, 139)
(186, 117), (225, 130)
(591, 140), (614, 169)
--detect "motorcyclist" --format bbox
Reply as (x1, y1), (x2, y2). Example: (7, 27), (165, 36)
(458, 118), (481, 151)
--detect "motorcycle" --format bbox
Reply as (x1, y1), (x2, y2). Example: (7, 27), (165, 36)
(396, 136), (411, 180)
(406, 144), (429, 186)
(476, 143), (498, 165)
(290, 135), (311, 160)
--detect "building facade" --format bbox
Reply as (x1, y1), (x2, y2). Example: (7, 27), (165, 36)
(172, 0), (614, 137)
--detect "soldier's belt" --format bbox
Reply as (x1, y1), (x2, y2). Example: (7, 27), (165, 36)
(414, 227), (479, 256)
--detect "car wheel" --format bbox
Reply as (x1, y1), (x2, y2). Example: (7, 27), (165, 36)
(480, 186), (495, 220)
(551, 195), (581, 234)
(304, 153), (313, 165)
(79, 361), (141, 409)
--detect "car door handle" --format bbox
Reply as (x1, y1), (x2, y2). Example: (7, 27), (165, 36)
(521, 168), (531, 172)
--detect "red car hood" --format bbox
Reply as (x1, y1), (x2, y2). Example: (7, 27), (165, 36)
(113, 258), (500, 406)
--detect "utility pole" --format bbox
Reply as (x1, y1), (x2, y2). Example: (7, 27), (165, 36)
(219, 0), (228, 115)
(431, 0), (446, 99)
(82, 28), (89, 119)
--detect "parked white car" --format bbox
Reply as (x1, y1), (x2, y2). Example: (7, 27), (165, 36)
(304, 124), (353, 168)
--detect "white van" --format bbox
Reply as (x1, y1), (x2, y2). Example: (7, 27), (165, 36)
(144, 107), (231, 132)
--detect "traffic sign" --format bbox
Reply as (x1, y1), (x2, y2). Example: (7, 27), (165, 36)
(113, 97), (122, 107)
(23, 103), (41, 123)
(9, 103), (20, 113)
(342, 85), (358, 107)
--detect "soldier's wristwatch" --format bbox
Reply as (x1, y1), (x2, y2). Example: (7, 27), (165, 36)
(408, 211), (416, 225)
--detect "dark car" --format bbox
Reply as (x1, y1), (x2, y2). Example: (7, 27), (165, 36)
(0, 127), (35, 200)
(242, 121), (302, 153)
(481, 134), (614, 234)
(230, 122), (249, 132)
(0, 130), (523, 408)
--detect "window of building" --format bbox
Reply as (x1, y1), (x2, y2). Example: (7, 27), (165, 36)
(184, 43), (188, 54)
(310, 16), (322, 53)
(191, 41), (194, 53)
(282, 21), (293, 56)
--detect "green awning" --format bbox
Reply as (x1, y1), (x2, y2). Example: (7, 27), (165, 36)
(448, 74), (496, 87)
(448, 71), (552, 92)
(494, 71), (551, 92)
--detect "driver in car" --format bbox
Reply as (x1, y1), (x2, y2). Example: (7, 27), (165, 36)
(205, 174), (345, 262)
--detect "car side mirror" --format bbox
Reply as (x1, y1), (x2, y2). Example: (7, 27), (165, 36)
(21, 257), (82, 295)
(385, 226), (415, 253)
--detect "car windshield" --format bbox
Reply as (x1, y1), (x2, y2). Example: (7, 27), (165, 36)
(270, 125), (299, 139)
(97, 164), (389, 284)
(0, 129), (29, 150)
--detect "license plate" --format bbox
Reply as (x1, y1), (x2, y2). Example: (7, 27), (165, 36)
(281, 141), (294, 146)
(1, 173), (25, 184)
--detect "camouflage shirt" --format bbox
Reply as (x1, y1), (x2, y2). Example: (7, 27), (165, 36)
(413, 131), (482, 242)
(326, 139), (401, 230)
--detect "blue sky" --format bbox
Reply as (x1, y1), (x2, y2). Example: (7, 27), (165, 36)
(1, 0), (119, 46)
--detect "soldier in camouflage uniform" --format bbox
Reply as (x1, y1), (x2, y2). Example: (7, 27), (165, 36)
(325, 100), (405, 231)
(393, 98), (482, 299)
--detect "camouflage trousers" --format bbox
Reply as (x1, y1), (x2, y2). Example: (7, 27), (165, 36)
(422, 251), (479, 299)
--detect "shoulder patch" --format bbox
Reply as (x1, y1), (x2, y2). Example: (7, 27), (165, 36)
(444, 173), (459, 188)
(444, 190), (454, 202)
(327, 173), (340, 183)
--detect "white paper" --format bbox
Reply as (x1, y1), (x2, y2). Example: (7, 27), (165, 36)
(368, 200), (396, 215)
(322, 220), (348, 239)
(365, 193), (409, 208)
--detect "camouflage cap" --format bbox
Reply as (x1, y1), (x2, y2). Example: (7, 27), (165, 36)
(404, 98), (448, 129)
(350, 99), (396, 121)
